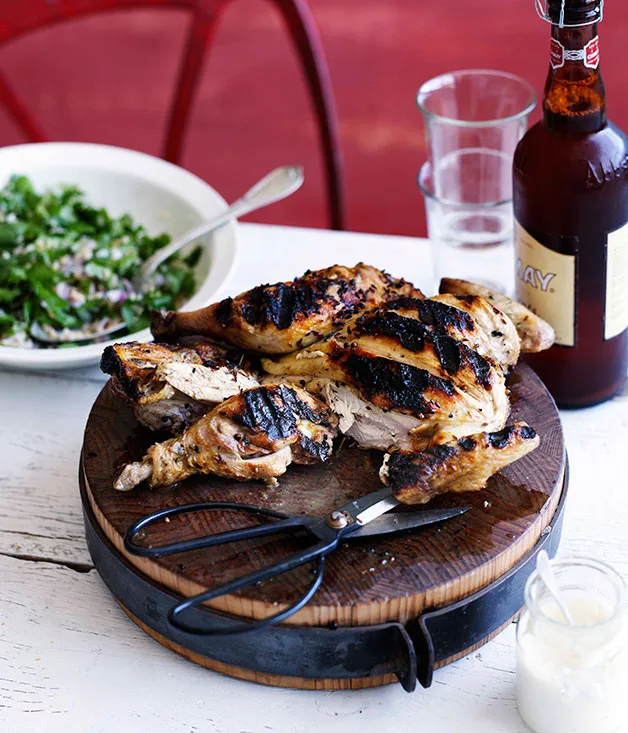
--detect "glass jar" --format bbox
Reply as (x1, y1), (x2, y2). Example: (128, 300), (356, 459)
(516, 556), (627, 733)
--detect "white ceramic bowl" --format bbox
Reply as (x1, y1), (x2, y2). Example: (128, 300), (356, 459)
(0, 143), (238, 370)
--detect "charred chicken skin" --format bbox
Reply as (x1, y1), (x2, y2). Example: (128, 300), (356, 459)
(114, 384), (338, 490)
(261, 297), (511, 450)
(150, 263), (423, 354)
(380, 422), (540, 504)
(105, 264), (555, 504)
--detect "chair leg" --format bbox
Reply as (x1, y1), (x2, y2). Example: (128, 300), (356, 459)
(163, 6), (223, 164)
(270, 0), (346, 230)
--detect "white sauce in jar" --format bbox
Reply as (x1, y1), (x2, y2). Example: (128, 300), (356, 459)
(516, 559), (628, 733)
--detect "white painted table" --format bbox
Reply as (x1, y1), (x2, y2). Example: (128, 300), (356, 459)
(1, 224), (627, 733)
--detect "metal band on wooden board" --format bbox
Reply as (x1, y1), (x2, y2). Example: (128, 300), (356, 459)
(81, 458), (568, 692)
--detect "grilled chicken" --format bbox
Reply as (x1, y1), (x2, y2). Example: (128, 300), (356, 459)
(266, 344), (508, 451)
(101, 341), (260, 433)
(101, 341), (257, 404)
(322, 381), (424, 451)
(380, 422), (540, 504)
(114, 385), (338, 490)
(109, 268), (546, 502)
(151, 263), (423, 354)
(261, 298), (510, 450)
(428, 295), (521, 369)
(439, 278), (555, 353)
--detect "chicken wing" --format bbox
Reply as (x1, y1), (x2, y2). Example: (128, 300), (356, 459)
(380, 422), (540, 504)
(439, 278), (555, 353)
(114, 384), (338, 490)
(101, 340), (260, 433)
(151, 263), (423, 354)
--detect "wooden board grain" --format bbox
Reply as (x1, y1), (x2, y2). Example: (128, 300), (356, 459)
(81, 363), (565, 628)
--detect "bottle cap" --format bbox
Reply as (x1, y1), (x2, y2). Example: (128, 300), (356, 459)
(536, 0), (603, 27)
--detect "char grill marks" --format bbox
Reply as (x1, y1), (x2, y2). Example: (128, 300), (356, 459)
(327, 344), (455, 418)
(390, 294), (521, 370)
(261, 294), (511, 446)
(352, 309), (493, 388)
(381, 422), (540, 504)
(385, 296), (476, 334)
(239, 280), (334, 330)
(150, 263), (423, 354)
(323, 343), (508, 449)
(114, 385), (338, 490)
(235, 384), (333, 462)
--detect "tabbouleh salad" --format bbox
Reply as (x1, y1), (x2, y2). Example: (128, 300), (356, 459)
(0, 175), (200, 348)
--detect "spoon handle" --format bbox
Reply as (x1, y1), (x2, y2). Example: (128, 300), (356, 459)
(135, 165), (304, 291)
(537, 550), (575, 625)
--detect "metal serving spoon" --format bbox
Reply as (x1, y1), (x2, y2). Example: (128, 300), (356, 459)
(30, 165), (304, 346)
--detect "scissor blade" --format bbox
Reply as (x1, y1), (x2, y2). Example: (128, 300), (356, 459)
(349, 506), (471, 539)
(334, 486), (399, 527)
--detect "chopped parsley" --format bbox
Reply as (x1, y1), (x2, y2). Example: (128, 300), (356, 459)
(0, 175), (200, 348)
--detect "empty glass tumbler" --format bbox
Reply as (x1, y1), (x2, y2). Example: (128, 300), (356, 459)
(417, 70), (536, 294)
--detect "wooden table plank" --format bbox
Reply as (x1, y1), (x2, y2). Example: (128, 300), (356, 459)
(0, 371), (105, 566)
(0, 552), (531, 733)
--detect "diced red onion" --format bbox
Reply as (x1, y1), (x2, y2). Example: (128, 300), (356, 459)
(55, 282), (72, 300)
(105, 289), (128, 304)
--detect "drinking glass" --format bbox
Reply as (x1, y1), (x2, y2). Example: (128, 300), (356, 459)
(417, 70), (536, 294)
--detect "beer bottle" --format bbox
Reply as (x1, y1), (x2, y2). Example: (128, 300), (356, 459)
(513, 0), (628, 407)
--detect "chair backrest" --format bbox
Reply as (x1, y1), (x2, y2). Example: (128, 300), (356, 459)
(0, 0), (216, 163)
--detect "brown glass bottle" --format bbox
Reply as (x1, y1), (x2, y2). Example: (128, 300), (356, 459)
(513, 0), (628, 407)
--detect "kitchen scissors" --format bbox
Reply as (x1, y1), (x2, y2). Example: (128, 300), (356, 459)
(124, 487), (470, 636)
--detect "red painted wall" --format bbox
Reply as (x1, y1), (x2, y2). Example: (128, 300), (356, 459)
(0, 0), (626, 235)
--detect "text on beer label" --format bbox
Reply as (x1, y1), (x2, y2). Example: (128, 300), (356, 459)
(516, 261), (557, 292)
(514, 221), (576, 347)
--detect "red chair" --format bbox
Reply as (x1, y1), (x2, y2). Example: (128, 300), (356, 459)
(0, 0), (346, 229)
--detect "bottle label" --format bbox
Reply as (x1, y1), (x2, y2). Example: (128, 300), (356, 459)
(585, 36), (600, 69)
(550, 38), (564, 69)
(550, 36), (600, 70)
(605, 222), (628, 340)
(514, 221), (576, 347)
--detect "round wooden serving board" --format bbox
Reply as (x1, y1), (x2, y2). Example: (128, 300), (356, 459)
(82, 363), (566, 637)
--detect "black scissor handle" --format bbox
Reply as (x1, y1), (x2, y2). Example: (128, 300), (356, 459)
(123, 501), (338, 635)
(168, 536), (335, 635)
(169, 556), (327, 636)
(123, 501), (312, 558)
